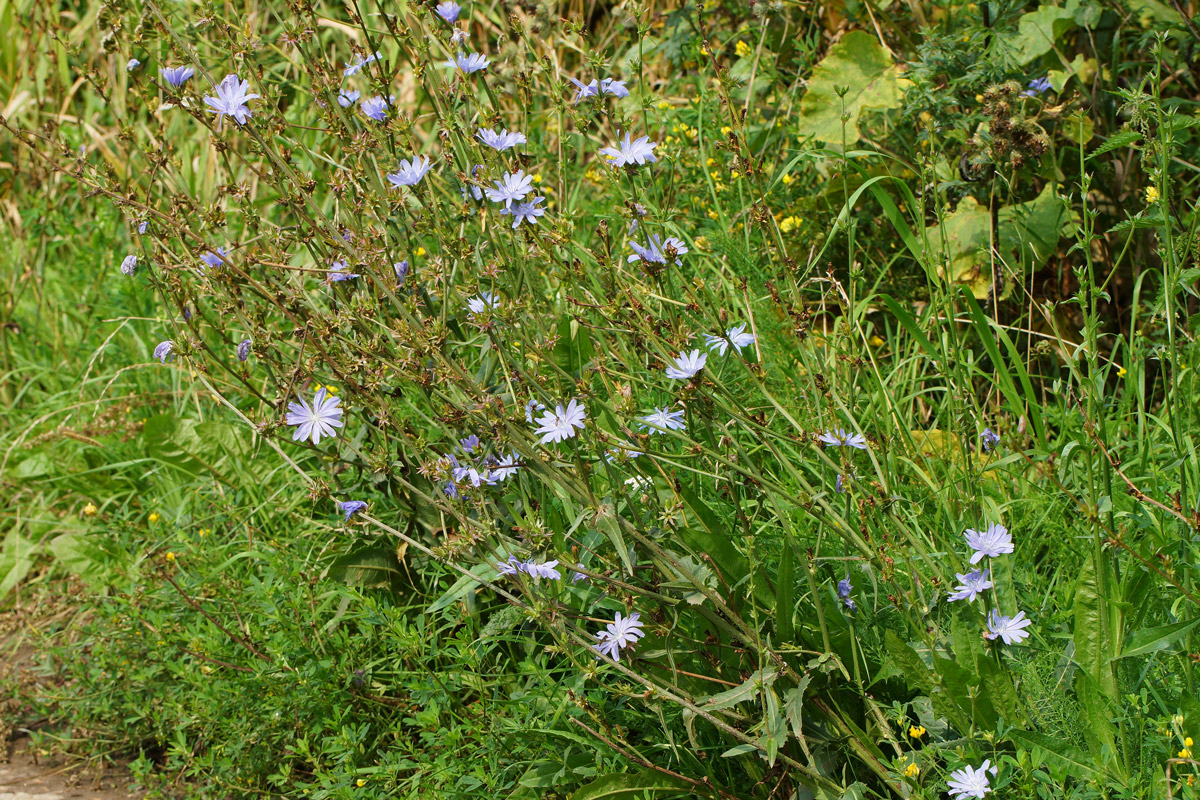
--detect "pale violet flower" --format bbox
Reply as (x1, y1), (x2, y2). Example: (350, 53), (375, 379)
(120, 254), (138, 276)
(496, 556), (524, 577)
(534, 399), (587, 444)
(818, 429), (868, 449)
(627, 234), (687, 266)
(485, 453), (520, 483)
(394, 260), (409, 284)
(203, 74), (259, 130)
(466, 291), (499, 314)
(1021, 77), (1052, 98)
(593, 612), (645, 662)
(236, 339), (252, 361)
(160, 65), (194, 87)
(137, 220), (148, 234)
(837, 575), (856, 611)
(525, 560), (562, 581)
(387, 156), (433, 187)
(638, 407), (686, 434)
(947, 569), (993, 603)
(344, 51), (380, 77)
(570, 76), (630, 103)
(286, 387), (344, 445)
(599, 132), (657, 167)
(477, 127), (526, 151)
(338, 500), (368, 520)
(459, 434), (480, 453)
(200, 247), (228, 270)
(435, 0), (461, 21)
(338, 89), (360, 107)
(981, 427), (1000, 452)
(485, 170), (534, 208)
(665, 349), (707, 380)
(444, 52), (489, 73)
(153, 340), (174, 363)
(947, 761), (996, 800)
(706, 324), (756, 356)
(964, 523), (1013, 564)
(524, 399), (546, 423)
(327, 261), (361, 282)
(361, 95), (393, 121)
(450, 29), (469, 46)
(500, 196), (545, 228)
(985, 610), (1032, 645)
(126, 58), (141, 71)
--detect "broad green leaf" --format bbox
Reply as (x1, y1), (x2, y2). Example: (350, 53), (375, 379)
(0, 528), (36, 599)
(570, 770), (691, 800)
(1120, 616), (1200, 659)
(1008, 729), (1098, 777)
(1075, 670), (1122, 775)
(325, 542), (408, 589)
(1003, 3), (1078, 65)
(1074, 558), (1117, 700)
(796, 31), (911, 146)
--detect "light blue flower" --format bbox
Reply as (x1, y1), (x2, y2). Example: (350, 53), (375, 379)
(964, 523), (1012, 564)
(126, 58), (141, 72)
(120, 255), (138, 276)
(203, 74), (259, 129)
(286, 387), (344, 445)
(947, 569), (993, 603)
(435, 1), (462, 22)
(160, 65), (195, 87)
(818, 429), (867, 449)
(665, 349), (707, 380)
(985, 609), (1032, 645)
(500, 196), (545, 228)
(387, 156), (433, 187)
(200, 247), (228, 271)
(361, 95), (393, 121)
(484, 170), (534, 208)
(837, 575), (856, 610)
(705, 324), (755, 356)
(444, 52), (489, 73)
(394, 260), (409, 284)
(638, 407), (686, 434)
(599, 132), (657, 167)
(153, 340), (174, 363)
(236, 339), (252, 361)
(338, 89), (360, 107)
(628, 234), (686, 266)
(344, 51), (380, 77)
(338, 500), (368, 520)
(1021, 77), (1052, 97)
(477, 127), (526, 151)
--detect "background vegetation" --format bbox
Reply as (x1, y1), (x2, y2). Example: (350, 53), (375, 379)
(2, 0), (1200, 797)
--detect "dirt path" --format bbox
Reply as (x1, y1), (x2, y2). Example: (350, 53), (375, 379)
(1, 738), (139, 800)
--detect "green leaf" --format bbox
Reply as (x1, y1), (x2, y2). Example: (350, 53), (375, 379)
(1090, 130), (1142, 159)
(1120, 617), (1200, 659)
(1003, 3), (1077, 65)
(1074, 670), (1122, 775)
(570, 770), (691, 800)
(882, 630), (933, 694)
(700, 667), (779, 712)
(796, 31), (911, 146)
(1007, 729), (1098, 777)
(0, 528), (36, 599)
(1074, 558), (1117, 700)
(325, 542), (408, 589)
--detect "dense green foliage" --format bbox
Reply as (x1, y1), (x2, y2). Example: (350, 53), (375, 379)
(3, 0), (1200, 798)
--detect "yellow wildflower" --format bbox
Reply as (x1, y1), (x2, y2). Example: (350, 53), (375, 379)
(782, 174), (794, 185)
(1145, 185), (1159, 204)
(735, 40), (753, 58)
(720, 125), (733, 136)
(730, 170), (740, 179)
(165, 551), (175, 561)
(1180, 748), (1193, 759)
(656, 100), (671, 109)
(908, 725), (926, 739)
(1187, 737), (1195, 747)
(1117, 366), (1127, 378)
(694, 236), (708, 250)
(868, 335), (885, 347)
(532, 173), (543, 184)
(706, 157), (716, 167)
(415, 247), (426, 256)
(780, 215), (802, 233)
(707, 209), (719, 220)
(83, 502), (98, 517)
(148, 512), (161, 524)
(904, 763), (920, 778)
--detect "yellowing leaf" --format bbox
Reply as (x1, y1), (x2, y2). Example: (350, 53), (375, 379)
(1003, 2), (1078, 65)
(797, 30), (911, 146)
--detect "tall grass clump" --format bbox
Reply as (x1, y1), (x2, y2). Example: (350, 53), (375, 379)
(3, 0), (1200, 797)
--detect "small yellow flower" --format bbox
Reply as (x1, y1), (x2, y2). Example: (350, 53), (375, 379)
(656, 100), (671, 109)
(975, 93), (984, 103)
(165, 551), (175, 561)
(199, 528), (211, 537)
(868, 335), (885, 347)
(83, 502), (98, 517)
(707, 209), (719, 220)
(919, 111), (932, 124)
(1187, 737), (1195, 747)
(356, 779), (367, 787)
(700, 43), (712, 55)
(735, 40), (753, 58)
(730, 170), (740, 179)
(706, 157), (716, 167)
(904, 763), (920, 778)
(908, 725), (926, 739)
(1179, 747), (1193, 759)
(531, 173), (543, 183)
(713, 181), (726, 193)
(780, 215), (802, 233)
(1117, 366), (1127, 378)
(415, 246), (427, 256)
(665, 135), (677, 144)
(720, 125), (733, 136)
(782, 174), (795, 185)
(694, 236), (708, 250)
(148, 512), (161, 524)
(1145, 185), (1159, 204)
